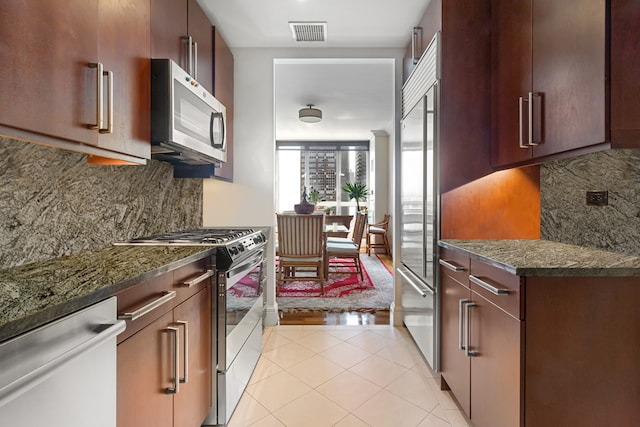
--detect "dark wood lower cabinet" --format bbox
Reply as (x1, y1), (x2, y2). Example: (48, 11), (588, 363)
(116, 257), (212, 427)
(440, 271), (520, 427)
(469, 292), (520, 427)
(117, 310), (173, 427)
(440, 246), (640, 426)
(173, 287), (211, 427)
(440, 272), (471, 414)
(117, 287), (211, 427)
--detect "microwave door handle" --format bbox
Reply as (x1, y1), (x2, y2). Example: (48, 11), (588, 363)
(211, 112), (225, 149)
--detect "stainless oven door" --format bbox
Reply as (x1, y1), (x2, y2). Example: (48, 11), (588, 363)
(208, 249), (265, 426)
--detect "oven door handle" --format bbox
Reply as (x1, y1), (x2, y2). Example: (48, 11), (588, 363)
(225, 253), (264, 284)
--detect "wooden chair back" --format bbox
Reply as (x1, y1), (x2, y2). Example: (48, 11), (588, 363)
(276, 213), (324, 258)
(352, 212), (368, 250)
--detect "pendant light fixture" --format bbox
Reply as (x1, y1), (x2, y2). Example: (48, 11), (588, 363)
(299, 104), (322, 123)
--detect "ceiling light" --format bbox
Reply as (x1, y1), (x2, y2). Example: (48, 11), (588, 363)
(299, 104), (322, 123)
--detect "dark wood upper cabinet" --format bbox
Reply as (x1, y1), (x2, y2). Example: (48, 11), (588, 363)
(402, 0), (493, 194)
(212, 27), (234, 182)
(492, 0), (640, 169)
(610, 1), (640, 148)
(96, 0), (151, 161)
(491, 0), (533, 167)
(0, 0), (150, 164)
(151, 0), (213, 93)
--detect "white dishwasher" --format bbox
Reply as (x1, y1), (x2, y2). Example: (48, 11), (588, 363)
(0, 297), (125, 427)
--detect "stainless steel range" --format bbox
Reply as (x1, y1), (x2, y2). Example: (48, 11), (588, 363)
(116, 227), (268, 425)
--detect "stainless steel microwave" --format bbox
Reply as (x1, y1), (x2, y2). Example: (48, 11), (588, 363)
(150, 58), (226, 166)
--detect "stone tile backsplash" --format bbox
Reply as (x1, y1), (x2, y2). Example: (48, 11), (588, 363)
(540, 149), (640, 257)
(0, 136), (202, 268)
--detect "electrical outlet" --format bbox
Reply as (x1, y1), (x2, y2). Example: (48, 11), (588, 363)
(586, 190), (608, 206)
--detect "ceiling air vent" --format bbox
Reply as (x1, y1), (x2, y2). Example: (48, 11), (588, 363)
(289, 21), (327, 42)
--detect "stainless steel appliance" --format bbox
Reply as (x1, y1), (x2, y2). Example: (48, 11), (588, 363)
(150, 58), (227, 166)
(399, 33), (440, 372)
(0, 297), (125, 427)
(116, 227), (268, 425)
(399, 84), (439, 371)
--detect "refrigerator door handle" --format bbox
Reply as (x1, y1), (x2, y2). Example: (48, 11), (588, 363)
(398, 268), (433, 297)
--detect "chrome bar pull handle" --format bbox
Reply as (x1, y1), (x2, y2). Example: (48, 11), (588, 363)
(192, 41), (198, 80)
(527, 92), (541, 146)
(530, 92), (542, 145)
(459, 299), (470, 351)
(99, 70), (113, 134)
(411, 27), (422, 65)
(176, 321), (188, 384)
(181, 270), (214, 288)
(469, 275), (509, 296)
(465, 302), (477, 357)
(118, 291), (176, 321)
(188, 35), (193, 75)
(165, 326), (179, 394)
(518, 96), (529, 148)
(88, 62), (103, 130)
(439, 259), (465, 272)
(182, 36), (193, 75)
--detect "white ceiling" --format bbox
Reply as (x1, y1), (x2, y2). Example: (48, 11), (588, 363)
(199, 0), (431, 141)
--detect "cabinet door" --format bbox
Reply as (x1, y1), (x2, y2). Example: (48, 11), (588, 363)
(97, 0), (150, 160)
(469, 292), (521, 427)
(151, 0), (188, 63)
(531, 0), (606, 157)
(440, 271), (471, 415)
(188, 0), (213, 92)
(173, 287), (212, 427)
(0, 0), (98, 146)
(610, 0), (640, 148)
(491, 0), (532, 167)
(117, 310), (174, 427)
(212, 27), (234, 181)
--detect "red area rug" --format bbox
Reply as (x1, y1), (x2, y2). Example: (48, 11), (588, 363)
(229, 258), (374, 298)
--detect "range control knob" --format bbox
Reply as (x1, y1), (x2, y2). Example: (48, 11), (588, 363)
(229, 246), (239, 255)
(238, 244), (245, 252)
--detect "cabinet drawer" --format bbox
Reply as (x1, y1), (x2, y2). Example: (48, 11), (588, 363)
(116, 272), (174, 343)
(171, 257), (212, 305)
(116, 256), (212, 343)
(439, 247), (470, 287)
(469, 259), (522, 319)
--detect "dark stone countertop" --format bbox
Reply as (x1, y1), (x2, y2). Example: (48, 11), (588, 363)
(0, 246), (215, 343)
(439, 239), (640, 276)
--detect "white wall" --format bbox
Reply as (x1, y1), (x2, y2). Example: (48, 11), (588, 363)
(203, 47), (404, 325)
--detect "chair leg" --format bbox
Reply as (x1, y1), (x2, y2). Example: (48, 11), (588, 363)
(383, 233), (391, 257)
(355, 255), (364, 281)
(366, 232), (372, 256)
(320, 260), (325, 295)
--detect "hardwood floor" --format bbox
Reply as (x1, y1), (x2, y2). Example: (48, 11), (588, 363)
(279, 252), (393, 326)
(279, 310), (391, 325)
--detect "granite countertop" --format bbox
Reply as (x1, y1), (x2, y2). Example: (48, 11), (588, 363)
(440, 239), (640, 277)
(0, 246), (215, 343)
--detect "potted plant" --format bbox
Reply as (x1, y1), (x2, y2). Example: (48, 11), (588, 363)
(307, 188), (321, 206)
(342, 182), (368, 212)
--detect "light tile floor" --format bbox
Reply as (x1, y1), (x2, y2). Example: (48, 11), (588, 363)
(227, 325), (472, 427)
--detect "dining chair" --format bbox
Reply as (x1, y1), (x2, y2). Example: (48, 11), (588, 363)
(366, 214), (391, 256)
(325, 212), (367, 280)
(276, 213), (325, 295)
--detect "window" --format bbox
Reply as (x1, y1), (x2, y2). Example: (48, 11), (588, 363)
(276, 141), (369, 215)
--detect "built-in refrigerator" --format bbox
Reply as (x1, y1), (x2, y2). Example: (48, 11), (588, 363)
(399, 81), (440, 371)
